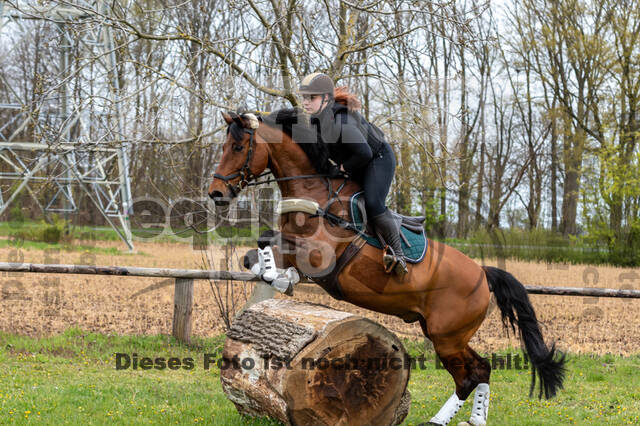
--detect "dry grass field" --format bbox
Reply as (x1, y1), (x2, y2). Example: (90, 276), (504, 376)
(1, 239), (639, 355)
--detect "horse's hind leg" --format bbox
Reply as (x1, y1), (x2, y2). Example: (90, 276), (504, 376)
(427, 344), (491, 426)
(456, 347), (491, 426)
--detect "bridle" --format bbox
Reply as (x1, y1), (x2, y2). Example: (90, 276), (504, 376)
(212, 128), (257, 197)
(206, 119), (354, 235)
(212, 123), (334, 196)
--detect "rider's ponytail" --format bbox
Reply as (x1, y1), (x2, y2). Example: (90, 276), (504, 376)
(334, 86), (361, 111)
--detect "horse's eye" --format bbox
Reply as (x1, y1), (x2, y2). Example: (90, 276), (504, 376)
(233, 144), (244, 152)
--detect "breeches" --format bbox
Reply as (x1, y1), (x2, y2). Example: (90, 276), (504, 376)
(356, 142), (395, 218)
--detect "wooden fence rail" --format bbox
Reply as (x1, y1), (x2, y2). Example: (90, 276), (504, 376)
(522, 285), (640, 298)
(1, 262), (638, 343)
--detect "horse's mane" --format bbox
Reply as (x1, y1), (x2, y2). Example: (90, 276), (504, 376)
(261, 108), (331, 174)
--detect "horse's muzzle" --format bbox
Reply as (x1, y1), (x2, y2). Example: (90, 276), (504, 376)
(208, 190), (230, 207)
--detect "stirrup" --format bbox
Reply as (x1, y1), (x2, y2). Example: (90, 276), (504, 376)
(382, 246), (408, 276)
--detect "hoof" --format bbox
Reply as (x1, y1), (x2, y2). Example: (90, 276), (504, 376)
(243, 249), (259, 270)
(284, 283), (294, 296)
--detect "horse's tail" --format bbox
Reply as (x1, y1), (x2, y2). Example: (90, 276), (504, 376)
(483, 266), (566, 399)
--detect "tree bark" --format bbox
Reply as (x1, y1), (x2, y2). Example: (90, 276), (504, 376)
(221, 299), (411, 426)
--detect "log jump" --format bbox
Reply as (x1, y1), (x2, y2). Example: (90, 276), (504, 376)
(221, 298), (411, 426)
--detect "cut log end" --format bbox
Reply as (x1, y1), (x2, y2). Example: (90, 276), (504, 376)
(221, 299), (411, 426)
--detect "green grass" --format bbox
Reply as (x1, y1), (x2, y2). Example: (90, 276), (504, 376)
(0, 238), (128, 256)
(1, 330), (639, 424)
(0, 219), (269, 249)
(441, 227), (636, 266)
(0, 220), (123, 243)
(4, 217), (640, 266)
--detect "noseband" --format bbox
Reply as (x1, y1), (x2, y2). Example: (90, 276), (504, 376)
(213, 129), (257, 197)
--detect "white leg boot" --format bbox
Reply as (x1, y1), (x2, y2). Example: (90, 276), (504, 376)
(249, 246), (299, 295)
(429, 392), (465, 425)
(259, 246), (279, 282)
(458, 383), (490, 426)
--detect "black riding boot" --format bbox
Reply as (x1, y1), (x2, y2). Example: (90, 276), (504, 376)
(371, 208), (408, 276)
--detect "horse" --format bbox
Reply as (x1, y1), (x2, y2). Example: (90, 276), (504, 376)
(208, 109), (565, 426)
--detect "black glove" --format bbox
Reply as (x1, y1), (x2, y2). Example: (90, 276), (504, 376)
(328, 164), (349, 179)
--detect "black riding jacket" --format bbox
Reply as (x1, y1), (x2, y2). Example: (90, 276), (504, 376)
(311, 102), (386, 174)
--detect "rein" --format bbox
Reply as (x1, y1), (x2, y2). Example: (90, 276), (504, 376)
(210, 122), (355, 235)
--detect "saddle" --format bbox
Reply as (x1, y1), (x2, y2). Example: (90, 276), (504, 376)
(350, 192), (428, 263)
(355, 194), (425, 233)
(275, 195), (429, 299)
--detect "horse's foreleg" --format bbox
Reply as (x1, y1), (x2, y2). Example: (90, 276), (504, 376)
(243, 230), (300, 295)
(428, 345), (491, 426)
(243, 230), (286, 270)
(244, 229), (293, 270)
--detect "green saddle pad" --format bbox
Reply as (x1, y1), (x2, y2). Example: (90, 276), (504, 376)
(349, 192), (428, 263)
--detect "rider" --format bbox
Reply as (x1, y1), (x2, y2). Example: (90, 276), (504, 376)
(298, 72), (407, 276)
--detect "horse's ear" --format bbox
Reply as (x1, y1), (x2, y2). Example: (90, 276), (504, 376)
(221, 112), (234, 125)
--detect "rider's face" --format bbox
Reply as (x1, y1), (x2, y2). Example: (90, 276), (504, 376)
(302, 94), (327, 115)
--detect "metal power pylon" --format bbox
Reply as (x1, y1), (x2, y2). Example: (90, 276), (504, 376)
(0, 0), (134, 250)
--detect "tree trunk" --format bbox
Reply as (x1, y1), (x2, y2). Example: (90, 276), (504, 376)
(456, 45), (470, 239)
(221, 299), (411, 426)
(475, 141), (485, 229)
(550, 107), (558, 232)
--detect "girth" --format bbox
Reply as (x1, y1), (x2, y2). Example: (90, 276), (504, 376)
(313, 235), (366, 300)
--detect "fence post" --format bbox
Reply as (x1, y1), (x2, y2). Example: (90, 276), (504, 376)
(172, 278), (194, 343)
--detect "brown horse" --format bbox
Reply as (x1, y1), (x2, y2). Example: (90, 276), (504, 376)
(208, 110), (565, 425)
